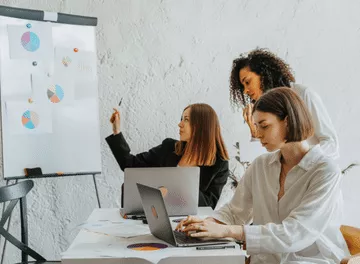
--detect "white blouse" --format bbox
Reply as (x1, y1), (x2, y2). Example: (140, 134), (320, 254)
(213, 145), (349, 264)
(251, 84), (340, 160)
(292, 84), (340, 160)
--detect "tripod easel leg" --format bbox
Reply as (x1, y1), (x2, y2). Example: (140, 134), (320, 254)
(92, 174), (101, 208)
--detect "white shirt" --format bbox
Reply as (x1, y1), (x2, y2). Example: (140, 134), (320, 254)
(292, 84), (339, 160)
(213, 145), (349, 264)
(251, 84), (340, 160)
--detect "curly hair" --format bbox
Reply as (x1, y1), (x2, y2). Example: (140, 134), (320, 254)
(229, 48), (296, 107)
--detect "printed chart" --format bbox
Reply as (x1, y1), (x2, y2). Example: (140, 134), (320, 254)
(21, 110), (39, 129)
(21, 31), (40, 52)
(47, 84), (64, 103)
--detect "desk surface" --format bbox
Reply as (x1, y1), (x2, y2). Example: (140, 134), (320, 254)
(62, 208), (246, 264)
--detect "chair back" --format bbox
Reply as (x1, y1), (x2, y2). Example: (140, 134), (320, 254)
(0, 180), (46, 262)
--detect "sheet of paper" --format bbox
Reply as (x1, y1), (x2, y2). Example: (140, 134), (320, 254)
(74, 80), (98, 100)
(54, 47), (97, 81)
(7, 23), (53, 60)
(1, 71), (31, 98)
(62, 242), (128, 258)
(75, 220), (124, 230)
(5, 101), (52, 134)
(83, 221), (151, 238)
(61, 235), (172, 259)
(0, 59), (51, 99)
(61, 232), (241, 263)
(31, 74), (74, 105)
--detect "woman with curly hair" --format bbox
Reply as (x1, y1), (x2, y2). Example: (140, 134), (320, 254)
(229, 48), (339, 159)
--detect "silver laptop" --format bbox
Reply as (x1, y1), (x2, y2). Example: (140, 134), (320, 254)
(122, 167), (200, 216)
(136, 183), (229, 247)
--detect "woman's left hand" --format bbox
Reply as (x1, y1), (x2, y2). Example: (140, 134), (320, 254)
(243, 103), (257, 138)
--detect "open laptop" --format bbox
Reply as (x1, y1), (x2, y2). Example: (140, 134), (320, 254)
(136, 183), (230, 247)
(122, 167), (200, 216)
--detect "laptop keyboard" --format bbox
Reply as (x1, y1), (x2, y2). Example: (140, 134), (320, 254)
(173, 230), (202, 244)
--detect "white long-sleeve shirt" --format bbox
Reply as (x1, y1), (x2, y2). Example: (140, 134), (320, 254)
(251, 84), (340, 160)
(213, 145), (349, 264)
(292, 84), (339, 160)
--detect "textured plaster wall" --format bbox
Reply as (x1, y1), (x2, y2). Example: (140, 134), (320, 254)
(0, 0), (359, 263)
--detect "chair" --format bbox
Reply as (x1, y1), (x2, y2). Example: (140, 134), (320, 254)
(0, 180), (60, 264)
(340, 225), (360, 264)
(121, 183), (124, 208)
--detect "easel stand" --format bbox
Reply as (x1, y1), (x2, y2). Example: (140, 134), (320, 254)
(0, 171), (101, 264)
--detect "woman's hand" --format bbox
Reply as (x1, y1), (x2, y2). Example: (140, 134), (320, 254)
(175, 215), (203, 231)
(175, 216), (229, 239)
(110, 108), (120, 135)
(243, 103), (257, 138)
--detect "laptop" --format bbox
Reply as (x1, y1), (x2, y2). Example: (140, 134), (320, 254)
(136, 183), (230, 247)
(122, 167), (200, 216)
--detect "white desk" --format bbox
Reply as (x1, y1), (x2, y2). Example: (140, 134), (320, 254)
(62, 208), (246, 264)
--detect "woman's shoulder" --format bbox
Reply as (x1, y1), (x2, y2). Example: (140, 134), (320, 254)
(292, 83), (322, 101)
(310, 149), (341, 175)
(213, 153), (229, 170)
(252, 150), (281, 167)
(291, 83), (308, 96)
(161, 138), (178, 151)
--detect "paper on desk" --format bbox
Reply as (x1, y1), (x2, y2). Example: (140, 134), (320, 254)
(61, 238), (180, 263)
(80, 220), (151, 238)
(62, 239), (241, 264)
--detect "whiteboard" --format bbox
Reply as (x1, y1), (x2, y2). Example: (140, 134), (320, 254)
(0, 6), (102, 178)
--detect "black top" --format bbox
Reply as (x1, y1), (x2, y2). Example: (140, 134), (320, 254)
(106, 133), (230, 209)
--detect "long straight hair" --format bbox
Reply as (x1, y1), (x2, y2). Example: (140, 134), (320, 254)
(175, 103), (229, 166)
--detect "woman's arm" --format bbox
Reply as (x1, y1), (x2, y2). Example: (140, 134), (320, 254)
(106, 133), (167, 171)
(107, 108), (168, 170)
(302, 87), (340, 159)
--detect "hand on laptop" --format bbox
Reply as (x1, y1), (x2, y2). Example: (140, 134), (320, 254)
(175, 215), (230, 239)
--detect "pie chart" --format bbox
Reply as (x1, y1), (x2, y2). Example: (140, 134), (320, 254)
(127, 243), (168, 251)
(47, 84), (64, 103)
(22, 110), (39, 129)
(62, 56), (72, 67)
(21, 31), (40, 52)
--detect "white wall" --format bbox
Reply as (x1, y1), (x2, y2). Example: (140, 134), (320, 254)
(0, 0), (359, 263)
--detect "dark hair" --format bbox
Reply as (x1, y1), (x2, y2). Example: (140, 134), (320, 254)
(230, 48), (296, 107)
(253, 87), (314, 142)
(175, 103), (229, 166)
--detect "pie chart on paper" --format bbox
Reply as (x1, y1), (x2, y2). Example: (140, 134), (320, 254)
(47, 84), (64, 103)
(21, 31), (40, 52)
(22, 110), (39, 129)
